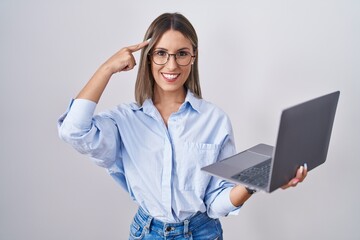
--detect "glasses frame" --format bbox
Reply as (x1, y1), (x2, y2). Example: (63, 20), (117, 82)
(148, 50), (196, 66)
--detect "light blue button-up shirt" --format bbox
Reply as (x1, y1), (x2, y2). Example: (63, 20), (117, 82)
(58, 90), (240, 222)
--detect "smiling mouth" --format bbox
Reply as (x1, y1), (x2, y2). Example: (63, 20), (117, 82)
(162, 73), (180, 81)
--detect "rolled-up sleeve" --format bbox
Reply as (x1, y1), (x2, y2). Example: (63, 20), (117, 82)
(205, 179), (241, 218)
(57, 98), (121, 168)
(58, 99), (96, 140)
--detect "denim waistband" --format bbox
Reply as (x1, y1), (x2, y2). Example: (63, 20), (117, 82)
(135, 207), (213, 237)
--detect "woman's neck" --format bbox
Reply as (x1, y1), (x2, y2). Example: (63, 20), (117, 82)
(152, 87), (186, 126)
(152, 87), (186, 107)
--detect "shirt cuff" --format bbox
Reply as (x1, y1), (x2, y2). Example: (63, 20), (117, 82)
(66, 98), (97, 128)
(218, 187), (242, 216)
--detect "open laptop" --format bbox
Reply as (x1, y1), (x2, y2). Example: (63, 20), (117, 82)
(201, 91), (340, 193)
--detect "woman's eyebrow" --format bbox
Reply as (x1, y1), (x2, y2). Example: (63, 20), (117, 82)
(177, 47), (191, 51)
(154, 47), (191, 51)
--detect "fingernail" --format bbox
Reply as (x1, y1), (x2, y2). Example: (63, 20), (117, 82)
(147, 38), (152, 42)
(299, 166), (304, 174)
(304, 163), (308, 171)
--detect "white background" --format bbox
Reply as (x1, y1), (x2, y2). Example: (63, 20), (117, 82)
(1, 0), (359, 239)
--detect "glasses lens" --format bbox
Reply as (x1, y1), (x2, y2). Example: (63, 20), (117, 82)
(176, 51), (192, 66)
(152, 51), (168, 65)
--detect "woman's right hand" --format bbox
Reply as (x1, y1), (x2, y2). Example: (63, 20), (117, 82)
(76, 40), (150, 103)
(102, 40), (150, 74)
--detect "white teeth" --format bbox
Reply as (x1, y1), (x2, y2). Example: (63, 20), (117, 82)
(163, 74), (179, 80)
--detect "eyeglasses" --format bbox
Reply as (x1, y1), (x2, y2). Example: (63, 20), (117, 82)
(149, 50), (195, 66)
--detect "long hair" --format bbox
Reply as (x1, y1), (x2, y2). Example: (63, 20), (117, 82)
(135, 13), (201, 105)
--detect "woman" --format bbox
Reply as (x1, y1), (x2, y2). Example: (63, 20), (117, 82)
(58, 12), (307, 239)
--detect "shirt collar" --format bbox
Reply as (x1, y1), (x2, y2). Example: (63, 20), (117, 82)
(130, 89), (202, 115)
(182, 89), (202, 113)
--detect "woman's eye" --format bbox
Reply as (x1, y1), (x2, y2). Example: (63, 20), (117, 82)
(178, 51), (190, 57)
(155, 51), (167, 57)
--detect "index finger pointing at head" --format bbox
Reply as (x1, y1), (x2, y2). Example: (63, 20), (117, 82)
(127, 39), (150, 52)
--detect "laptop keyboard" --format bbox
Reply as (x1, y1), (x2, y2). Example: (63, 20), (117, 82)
(231, 159), (271, 188)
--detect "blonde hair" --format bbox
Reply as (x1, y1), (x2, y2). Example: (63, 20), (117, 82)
(135, 13), (201, 105)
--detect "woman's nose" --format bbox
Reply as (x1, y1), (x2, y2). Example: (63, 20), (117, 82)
(165, 54), (178, 70)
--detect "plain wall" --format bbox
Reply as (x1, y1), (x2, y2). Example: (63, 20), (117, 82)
(1, 0), (359, 239)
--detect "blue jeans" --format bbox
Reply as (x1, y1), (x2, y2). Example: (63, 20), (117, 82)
(129, 207), (223, 239)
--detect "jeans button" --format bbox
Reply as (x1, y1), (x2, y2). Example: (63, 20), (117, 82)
(166, 226), (172, 232)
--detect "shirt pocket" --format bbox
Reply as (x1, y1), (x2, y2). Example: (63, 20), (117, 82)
(178, 142), (220, 191)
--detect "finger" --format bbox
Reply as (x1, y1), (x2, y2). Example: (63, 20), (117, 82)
(282, 178), (299, 189)
(295, 166), (305, 181)
(281, 164), (308, 190)
(303, 163), (308, 178)
(297, 164), (308, 182)
(291, 178), (300, 186)
(127, 39), (150, 52)
(121, 60), (136, 72)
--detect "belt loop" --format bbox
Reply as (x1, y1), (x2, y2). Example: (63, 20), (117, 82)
(144, 215), (153, 234)
(184, 219), (189, 235)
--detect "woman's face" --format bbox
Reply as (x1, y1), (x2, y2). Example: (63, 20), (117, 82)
(150, 30), (194, 96)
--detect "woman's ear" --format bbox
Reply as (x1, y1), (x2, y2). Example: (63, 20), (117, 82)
(191, 56), (196, 65)
(192, 49), (197, 65)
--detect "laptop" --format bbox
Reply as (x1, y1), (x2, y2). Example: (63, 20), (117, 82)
(201, 91), (340, 193)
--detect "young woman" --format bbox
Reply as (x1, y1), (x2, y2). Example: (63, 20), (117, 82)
(58, 12), (307, 239)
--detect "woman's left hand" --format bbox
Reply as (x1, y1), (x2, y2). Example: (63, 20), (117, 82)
(281, 163), (308, 189)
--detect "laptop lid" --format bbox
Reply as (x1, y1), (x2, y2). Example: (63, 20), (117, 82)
(268, 91), (340, 192)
